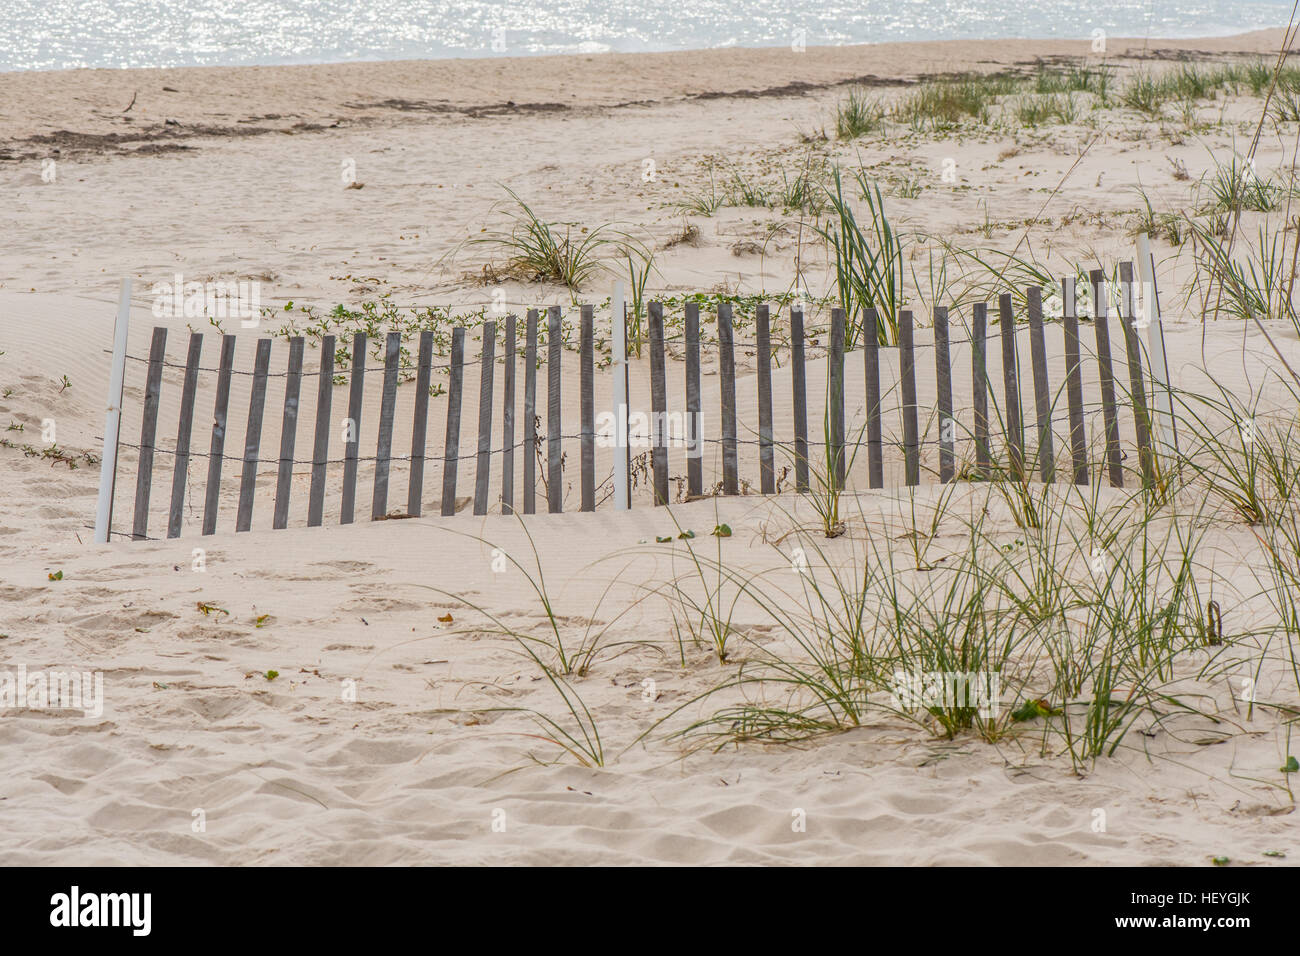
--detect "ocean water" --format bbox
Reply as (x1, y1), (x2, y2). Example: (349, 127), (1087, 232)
(2, 0), (1295, 72)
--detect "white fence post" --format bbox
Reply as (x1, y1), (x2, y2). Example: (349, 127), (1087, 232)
(611, 281), (629, 510)
(1136, 234), (1178, 462)
(94, 278), (132, 543)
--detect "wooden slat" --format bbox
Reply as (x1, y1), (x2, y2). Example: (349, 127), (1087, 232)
(864, 308), (884, 488)
(972, 303), (991, 478)
(1092, 269), (1124, 488)
(899, 310), (919, 486)
(273, 336), (305, 529)
(685, 302), (703, 497)
(790, 304), (809, 492)
(474, 320), (497, 515)
(648, 301), (669, 505)
(340, 332), (366, 524)
(441, 327), (466, 516)
(580, 305), (595, 512)
(547, 305), (563, 513)
(523, 309), (538, 515)
(406, 330), (434, 517)
(1026, 285), (1055, 483)
(371, 331), (401, 519)
(998, 294), (1024, 483)
(132, 327), (168, 540)
(1062, 278), (1088, 485)
(307, 335), (335, 527)
(202, 335), (237, 535)
(756, 303), (775, 494)
(934, 306), (954, 483)
(1119, 260), (1156, 487)
(236, 338), (272, 533)
(718, 302), (739, 495)
(829, 307), (846, 489)
(167, 332), (203, 538)
(501, 316), (516, 515)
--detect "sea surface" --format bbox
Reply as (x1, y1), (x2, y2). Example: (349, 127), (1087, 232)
(2, 0), (1295, 71)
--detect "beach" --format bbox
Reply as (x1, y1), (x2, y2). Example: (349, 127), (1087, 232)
(2, 28), (1300, 865)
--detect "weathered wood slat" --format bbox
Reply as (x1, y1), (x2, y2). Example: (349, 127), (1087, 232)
(474, 320), (497, 515)
(718, 302), (739, 495)
(202, 335), (237, 535)
(999, 294), (1024, 483)
(1092, 269), (1124, 488)
(1061, 278), (1088, 485)
(933, 306), (954, 483)
(523, 309), (538, 515)
(371, 331), (401, 519)
(307, 335), (335, 527)
(1119, 260), (1156, 488)
(1026, 286), (1055, 483)
(685, 302), (703, 497)
(899, 310), (920, 486)
(273, 336), (305, 529)
(972, 303), (991, 478)
(756, 303), (775, 494)
(236, 338), (272, 532)
(648, 301), (669, 506)
(829, 307), (847, 489)
(340, 332), (366, 524)
(132, 327), (168, 540)
(441, 327), (466, 516)
(580, 305), (595, 512)
(864, 308), (884, 488)
(167, 332), (203, 538)
(790, 304), (809, 492)
(407, 330), (433, 517)
(501, 315), (517, 515)
(547, 305), (563, 513)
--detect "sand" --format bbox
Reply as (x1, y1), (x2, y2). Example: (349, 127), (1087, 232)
(2, 29), (1300, 865)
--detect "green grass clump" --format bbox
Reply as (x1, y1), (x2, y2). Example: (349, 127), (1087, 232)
(835, 86), (885, 139)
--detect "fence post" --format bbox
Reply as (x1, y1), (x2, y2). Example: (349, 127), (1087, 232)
(899, 310), (919, 486)
(202, 335), (237, 535)
(1092, 269), (1124, 488)
(94, 278), (132, 543)
(648, 300), (669, 505)
(829, 307), (846, 489)
(1119, 260), (1156, 488)
(407, 330), (433, 517)
(501, 316), (516, 515)
(371, 331), (400, 519)
(474, 320), (497, 516)
(442, 327), (466, 516)
(934, 306), (954, 483)
(580, 305), (595, 512)
(612, 283), (630, 510)
(756, 303), (775, 494)
(685, 301), (703, 498)
(972, 303), (990, 479)
(340, 332), (366, 523)
(274, 336), (305, 529)
(718, 302), (739, 495)
(864, 308), (884, 488)
(168, 332), (204, 538)
(547, 305), (562, 513)
(999, 294), (1024, 483)
(1062, 278), (1088, 485)
(132, 327), (168, 540)
(791, 304), (809, 492)
(308, 335), (335, 527)
(524, 309), (538, 514)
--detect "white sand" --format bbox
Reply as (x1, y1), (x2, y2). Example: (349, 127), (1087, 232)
(2, 30), (1300, 864)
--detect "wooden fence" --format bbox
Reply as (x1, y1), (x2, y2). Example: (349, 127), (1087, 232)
(93, 259), (1176, 542)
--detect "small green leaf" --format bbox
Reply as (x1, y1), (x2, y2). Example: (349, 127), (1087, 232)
(1264, 850), (1287, 858)
(677, 530), (695, 540)
(712, 523), (733, 537)
(655, 535), (672, 543)
(1211, 856), (1230, 866)
(47, 570), (63, 581)
(1281, 756), (1299, 774)
(264, 670), (279, 681)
